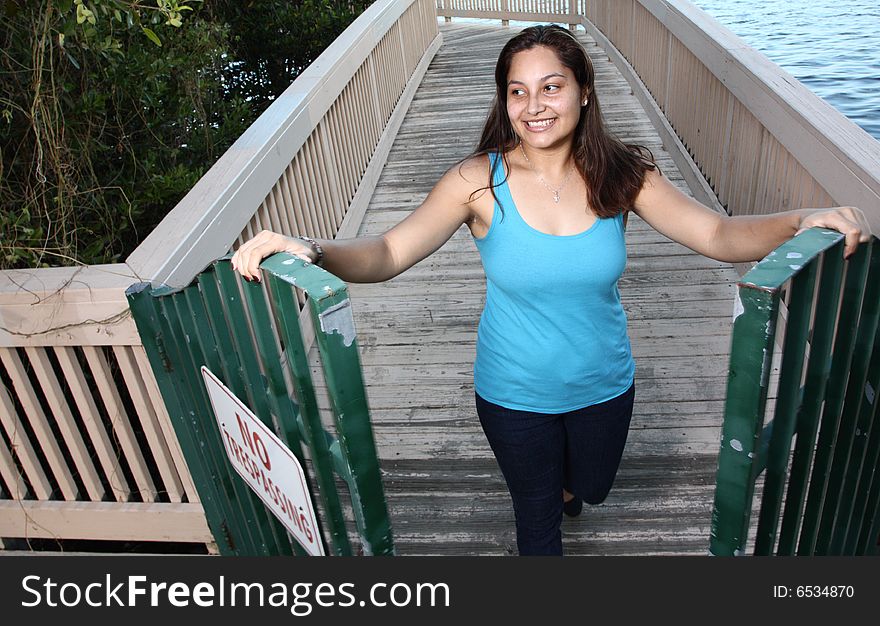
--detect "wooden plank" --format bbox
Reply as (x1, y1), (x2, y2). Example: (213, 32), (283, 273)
(82, 346), (157, 502)
(0, 379), (53, 499)
(0, 500), (212, 543)
(0, 264), (135, 306)
(0, 431), (29, 498)
(53, 346), (131, 501)
(0, 265), (139, 347)
(327, 356), (730, 388)
(0, 348), (79, 500)
(350, 291), (733, 320)
(353, 279), (732, 304)
(113, 345), (185, 502)
(315, 376), (733, 409)
(356, 337), (732, 364)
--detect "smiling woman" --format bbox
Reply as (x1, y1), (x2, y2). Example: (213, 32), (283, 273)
(230, 24), (871, 556)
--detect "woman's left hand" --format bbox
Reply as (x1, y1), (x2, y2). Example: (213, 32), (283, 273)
(794, 206), (873, 259)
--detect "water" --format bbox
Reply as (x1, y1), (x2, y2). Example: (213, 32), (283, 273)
(691, 0), (880, 140)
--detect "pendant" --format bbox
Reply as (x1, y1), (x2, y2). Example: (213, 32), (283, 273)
(553, 191), (560, 203)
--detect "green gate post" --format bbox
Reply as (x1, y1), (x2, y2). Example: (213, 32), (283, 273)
(710, 229), (880, 556)
(127, 254), (394, 556)
(798, 242), (874, 554)
(260, 254), (394, 556)
(775, 245), (845, 555)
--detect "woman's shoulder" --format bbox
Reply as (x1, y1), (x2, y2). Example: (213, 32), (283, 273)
(455, 153), (492, 181)
(436, 153), (491, 196)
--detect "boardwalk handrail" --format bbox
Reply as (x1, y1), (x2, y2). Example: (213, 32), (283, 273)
(711, 230), (879, 556)
(129, 0), (440, 290)
(583, 0), (880, 229)
(127, 255), (393, 556)
(0, 0), (437, 549)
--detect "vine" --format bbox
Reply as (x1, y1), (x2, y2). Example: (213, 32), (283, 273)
(1, 1), (374, 271)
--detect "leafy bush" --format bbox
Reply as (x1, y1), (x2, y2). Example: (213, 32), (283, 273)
(0, 0), (373, 269)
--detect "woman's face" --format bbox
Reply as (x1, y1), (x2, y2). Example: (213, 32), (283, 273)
(505, 45), (584, 151)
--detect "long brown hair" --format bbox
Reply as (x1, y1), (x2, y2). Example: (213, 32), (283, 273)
(469, 25), (656, 218)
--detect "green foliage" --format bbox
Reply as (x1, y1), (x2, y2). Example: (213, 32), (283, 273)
(206, 1), (375, 106)
(0, 0), (373, 269)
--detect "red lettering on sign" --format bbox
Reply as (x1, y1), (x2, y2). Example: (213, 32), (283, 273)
(252, 432), (271, 471)
(299, 507), (314, 543)
(236, 413), (252, 453)
(266, 475), (279, 506)
(290, 495), (304, 534)
(237, 412), (271, 471)
(221, 429), (242, 465)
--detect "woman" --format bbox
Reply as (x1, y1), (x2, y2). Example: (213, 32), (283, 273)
(232, 25), (871, 555)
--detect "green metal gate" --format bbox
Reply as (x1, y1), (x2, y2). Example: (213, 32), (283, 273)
(127, 254), (393, 556)
(711, 228), (880, 556)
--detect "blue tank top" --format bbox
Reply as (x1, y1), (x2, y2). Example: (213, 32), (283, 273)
(472, 152), (635, 413)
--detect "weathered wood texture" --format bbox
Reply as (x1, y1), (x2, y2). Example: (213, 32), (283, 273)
(338, 21), (743, 555)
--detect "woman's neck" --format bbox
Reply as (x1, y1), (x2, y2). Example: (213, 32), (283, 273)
(517, 142), (574, 179)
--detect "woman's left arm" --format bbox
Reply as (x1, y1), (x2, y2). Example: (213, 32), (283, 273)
(633, 170), (873, 262)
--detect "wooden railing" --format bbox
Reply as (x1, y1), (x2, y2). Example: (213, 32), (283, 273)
(128, 0), (440, 289)
(584, 0), (880, 230)
(0, 0), (439, 550)
(436, 0), (582, 26)
(0, 267), (205, 546)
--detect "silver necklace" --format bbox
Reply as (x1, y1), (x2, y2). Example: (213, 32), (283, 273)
(519, 143), (575, 203)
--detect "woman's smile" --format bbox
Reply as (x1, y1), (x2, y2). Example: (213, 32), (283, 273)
(524, 117), (557, 132)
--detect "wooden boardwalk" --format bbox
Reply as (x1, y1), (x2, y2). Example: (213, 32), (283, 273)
(338, 21), (740, 555)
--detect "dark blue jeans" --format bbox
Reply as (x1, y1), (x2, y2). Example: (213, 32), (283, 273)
(475, 381), (635, 555)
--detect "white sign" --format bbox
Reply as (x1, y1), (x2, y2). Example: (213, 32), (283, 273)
(201, 366), (324, 556)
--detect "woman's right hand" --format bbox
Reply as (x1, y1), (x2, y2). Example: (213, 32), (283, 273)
(231, 230), (318, 281)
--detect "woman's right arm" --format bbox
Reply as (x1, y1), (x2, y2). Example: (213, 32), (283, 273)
(231, 157), (486, 282)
